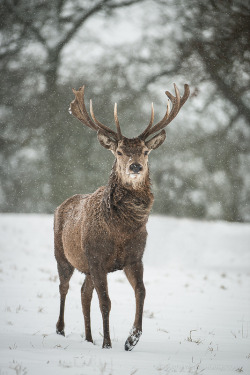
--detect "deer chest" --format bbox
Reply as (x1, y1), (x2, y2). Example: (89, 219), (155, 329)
(106, 232), (147, 273)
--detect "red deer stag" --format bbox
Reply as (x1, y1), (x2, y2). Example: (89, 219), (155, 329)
(54, 83), (190, 350)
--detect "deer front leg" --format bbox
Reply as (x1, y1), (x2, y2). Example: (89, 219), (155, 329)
(91, 269), (112, 348)
(56, 261), (74, 336)
(81, 275), (94, 343)
(124, 261), (146, 351)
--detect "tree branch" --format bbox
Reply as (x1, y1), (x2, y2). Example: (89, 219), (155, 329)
(4, 0), (48, 47)
(57, 0), (145, 54)
(57, 0), (110, 53)
(141, 68), (180, 89)
(194, 41), (250, 124)
(108, 0), (144, 9)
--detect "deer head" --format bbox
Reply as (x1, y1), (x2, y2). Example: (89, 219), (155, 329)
(69, 84), (190, 186)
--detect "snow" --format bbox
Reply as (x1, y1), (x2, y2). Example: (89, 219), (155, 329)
(0, 214), (250, 374)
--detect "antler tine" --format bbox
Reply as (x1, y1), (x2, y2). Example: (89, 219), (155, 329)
(70, 86), (99, 131)
(140, 100), (170, 140)
(162, 82), (181, 123)
(180, 83), (190, 108)
(139, 102), (155, 140)
(141, 83), (189, 139)
(90, 100), (118, 140)
(114, 103), (123, 140)
(70, 85), (119, 140)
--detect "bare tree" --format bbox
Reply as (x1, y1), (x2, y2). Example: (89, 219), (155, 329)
(0, 0), (145, 211)
(122, 0), (250, 221)
(1, 0), (249, 221)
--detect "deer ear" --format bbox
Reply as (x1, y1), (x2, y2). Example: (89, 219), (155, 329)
(145, 130), (166, 150)
(97, 131), (117, 151)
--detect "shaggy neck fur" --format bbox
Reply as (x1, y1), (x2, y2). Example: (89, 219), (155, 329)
(102, 161), (154, 229)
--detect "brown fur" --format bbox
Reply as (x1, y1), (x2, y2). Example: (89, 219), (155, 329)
(54, 138), (155, 350)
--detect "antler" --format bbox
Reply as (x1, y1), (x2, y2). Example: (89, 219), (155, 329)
(70, 84), (189, 142)
(139, 83), (190, 140)
(70, 86), (122, 141)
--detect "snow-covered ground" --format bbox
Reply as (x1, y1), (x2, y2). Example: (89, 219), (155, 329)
(0, 214), (249, 375)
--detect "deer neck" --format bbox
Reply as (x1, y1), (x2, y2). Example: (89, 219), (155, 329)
(103, 161), (154, 228)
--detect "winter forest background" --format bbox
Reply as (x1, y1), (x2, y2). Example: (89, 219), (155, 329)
(1, 0), (250, 222)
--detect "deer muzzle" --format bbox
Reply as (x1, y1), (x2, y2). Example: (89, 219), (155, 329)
(129, 163), (143, 174)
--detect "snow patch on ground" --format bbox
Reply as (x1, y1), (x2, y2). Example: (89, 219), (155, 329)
(0, 214), (250, 374)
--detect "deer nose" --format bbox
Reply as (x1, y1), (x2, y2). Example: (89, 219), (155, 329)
(129, 163), (143, 173)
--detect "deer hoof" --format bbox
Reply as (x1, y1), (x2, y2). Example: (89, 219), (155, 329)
(102, 341), (112, 349)
(56, 328), (65, 336)
(125, 327), (142, 351)
(85, 336), (93, 344)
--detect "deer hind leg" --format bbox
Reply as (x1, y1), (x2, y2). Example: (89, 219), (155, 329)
(91, 269), (112, 348)
(81, 275), (94, 343)
(56, 260), (74, 336)
(124, 261), (146, 351)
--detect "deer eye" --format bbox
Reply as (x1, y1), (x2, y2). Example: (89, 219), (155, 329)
(144, 151), (149, 156)
(117, 151), (122, 156)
